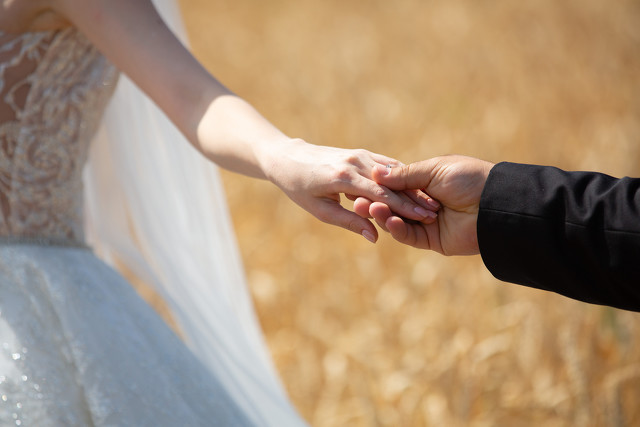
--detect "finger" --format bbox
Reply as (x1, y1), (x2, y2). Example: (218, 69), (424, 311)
(386, 216), (432, 250)
(369, 153), (404, 168)
(345, 194), (357, 202)
(383, 191), (438, 223)
(402, 189), (439, 224)
(403, 189), (440, 211)
(403, 190), (439, 224)
(340, 174), (435, 221)
(386, 216), (410, 241)
(369, 201), (393, 231)
(353, 197), (373, 218)
(337, 149), (399, 176)
(372, 159), (442, 192)
(313, 199), (379, 243)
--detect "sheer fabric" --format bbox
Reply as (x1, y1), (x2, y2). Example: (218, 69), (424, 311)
(0, 0), (305, 425)
(84, 0), (305, 425)
(0, 26), (252, 426)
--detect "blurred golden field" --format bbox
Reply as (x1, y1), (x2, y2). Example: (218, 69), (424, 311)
(176, 0), (640, 425)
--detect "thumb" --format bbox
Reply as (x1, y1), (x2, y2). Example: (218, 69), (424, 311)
(372, 160), (439, 191)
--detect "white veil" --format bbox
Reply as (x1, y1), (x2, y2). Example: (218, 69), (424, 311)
(83, 1), (305, 425)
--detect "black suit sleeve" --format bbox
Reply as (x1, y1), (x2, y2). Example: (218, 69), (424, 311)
(477, 162), (640, 312)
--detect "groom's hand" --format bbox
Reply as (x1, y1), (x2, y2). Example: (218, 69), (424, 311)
(354, 155), (494, 256)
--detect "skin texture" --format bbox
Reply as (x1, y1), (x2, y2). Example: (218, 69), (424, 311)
(0, 0), (438, 242)
(354, 155), (495, 255)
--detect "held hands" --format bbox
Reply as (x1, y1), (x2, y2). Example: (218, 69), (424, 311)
(263, 139), (439, 243)
(354, 155), (494, 255)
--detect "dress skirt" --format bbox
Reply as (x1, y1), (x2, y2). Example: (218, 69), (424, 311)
(0, 243), (253, 426)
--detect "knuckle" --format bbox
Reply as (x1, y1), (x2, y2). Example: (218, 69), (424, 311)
(372, 185), (387, 199)
(354, 148), (369, 158)
(347, 218), (361, 233)
(404, 163), (417, 180)
(402, 200), (414, 211)
(329, 167), (352, 184)
(315, 210), (332, 223)
(344, 153), (359, 166)
(345, 149), (367, 165)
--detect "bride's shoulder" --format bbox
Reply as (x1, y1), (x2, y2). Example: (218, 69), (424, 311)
(0, 0), (72, 33)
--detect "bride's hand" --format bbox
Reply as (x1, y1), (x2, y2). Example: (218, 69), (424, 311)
(262, 139), (438, 243)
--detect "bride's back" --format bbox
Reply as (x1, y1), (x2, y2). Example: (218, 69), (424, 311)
(0, 28), (117, 245)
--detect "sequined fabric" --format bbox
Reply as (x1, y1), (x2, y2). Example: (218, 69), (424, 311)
(0, 245), (251, 426)
(0, 30), (252, 426)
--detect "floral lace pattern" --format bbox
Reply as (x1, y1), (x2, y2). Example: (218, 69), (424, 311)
(0, 29), (118, 245)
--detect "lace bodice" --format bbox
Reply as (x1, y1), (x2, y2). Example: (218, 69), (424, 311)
(0, 29), (118, 245)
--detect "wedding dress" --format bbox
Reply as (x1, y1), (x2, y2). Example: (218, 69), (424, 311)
(0, 3), (305, 427)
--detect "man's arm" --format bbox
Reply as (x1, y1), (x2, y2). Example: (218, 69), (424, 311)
(479, 162), (640, 312)
(364, 156), (640, 311)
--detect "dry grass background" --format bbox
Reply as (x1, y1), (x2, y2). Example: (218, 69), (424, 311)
(174, 0), (640, 425)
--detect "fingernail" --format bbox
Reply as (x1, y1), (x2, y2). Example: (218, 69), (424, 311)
(427, 198), (440, 209)
(362, 230), (376, 243)
(414, 206), (430, 217)
(425, 210), (437, 219)
(375, 164), (390, 176)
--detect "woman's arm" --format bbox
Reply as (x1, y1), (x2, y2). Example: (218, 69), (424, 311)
(53, 0), (270, 176)
(49, 0), (435, 241)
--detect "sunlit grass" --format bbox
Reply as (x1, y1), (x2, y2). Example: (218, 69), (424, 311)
(177, 0), (640, 425)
